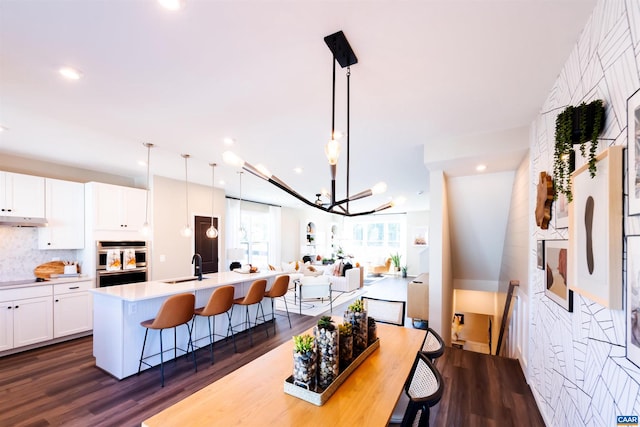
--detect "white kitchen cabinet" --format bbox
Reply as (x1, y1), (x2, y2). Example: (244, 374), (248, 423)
(53, 281), (93, 337)
(38, 178), (84, 249)
(87, 182), (146, 231)
(0, 286), (54, 351)
(0, 171), (45, 218)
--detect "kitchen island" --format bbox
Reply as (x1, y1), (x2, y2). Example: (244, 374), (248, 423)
(89, 270), (280, 379)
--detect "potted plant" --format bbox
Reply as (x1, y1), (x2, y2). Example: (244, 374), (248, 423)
(401, 265), (408, 278)
(390, 252), (402, 272)
(292, 334), (316, 389)
(338, 322), (353, 371)
(344, 299), (368, 357)
(554, 99), (605, 201)
(314, 316), (339, 388)
(367, 317), (377, 346)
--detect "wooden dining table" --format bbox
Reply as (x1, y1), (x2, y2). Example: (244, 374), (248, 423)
(142, 322), (426, 426)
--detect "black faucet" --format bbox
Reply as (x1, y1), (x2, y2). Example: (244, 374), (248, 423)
(192, 253), (203, 281)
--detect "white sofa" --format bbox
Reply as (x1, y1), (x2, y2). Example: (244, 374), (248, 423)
(323, 266), (362, 292)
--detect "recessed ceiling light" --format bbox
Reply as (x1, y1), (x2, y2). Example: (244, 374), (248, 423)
(223, 137), (235, 146)
(293, 167), (302, 174)
(476, 164), (487, 172)
(138, 160), (147, 167)
(0, 125), (7, 132)
(59, 67), (82, 80)
(218, 180), (226, 186)
(158, 0), (185, 10)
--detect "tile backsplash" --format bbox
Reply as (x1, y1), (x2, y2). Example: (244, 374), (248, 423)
(0, 227), (81, 281)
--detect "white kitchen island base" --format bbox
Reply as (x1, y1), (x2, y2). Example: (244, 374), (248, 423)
(90, 271), (278, 380)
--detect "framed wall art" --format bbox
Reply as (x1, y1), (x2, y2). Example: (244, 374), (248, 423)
(544, 239), (572, 311)
(555, 192), (569, 229)
(627, 235), (640, 367)
(537, 240), (545, 270)
(569, 145), (623, 309)
(628, 88), (640, 215)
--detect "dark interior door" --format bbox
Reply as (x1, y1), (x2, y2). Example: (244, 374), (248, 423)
(195, 215), (219, 274)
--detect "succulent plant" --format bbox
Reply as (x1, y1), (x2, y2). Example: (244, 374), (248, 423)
(293, 334), (315, 354)
(339, 322), (352, 335)
(317, 315), (335, 331)
(347, 299), (364, 313)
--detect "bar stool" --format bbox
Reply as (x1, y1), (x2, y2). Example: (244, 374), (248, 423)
(137, 293), (197, 387)
(232, 279), (268, 347)
(263, 274), (291, 334)
(193, 285), (237, 364)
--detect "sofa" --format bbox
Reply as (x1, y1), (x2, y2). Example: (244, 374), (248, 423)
(322, 266), (362, 292)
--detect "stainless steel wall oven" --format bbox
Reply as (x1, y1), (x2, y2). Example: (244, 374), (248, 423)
(96, 241), (148, 287)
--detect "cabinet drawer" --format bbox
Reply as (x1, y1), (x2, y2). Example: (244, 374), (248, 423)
(0, 285), (52, 302)
(53, 281), (93, 295)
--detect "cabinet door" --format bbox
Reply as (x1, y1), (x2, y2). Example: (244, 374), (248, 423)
(13, 296), (53, 347)
(0, 172), (45, 217)
(0, 302), (14, 351)
(121, 186), (147, 230)
(39, 179), (84, 249)
(54, 292), (92, 337)
(93, 183), (123, 230)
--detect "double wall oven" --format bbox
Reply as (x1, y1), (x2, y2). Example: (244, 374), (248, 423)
(96, 241), (148, 287)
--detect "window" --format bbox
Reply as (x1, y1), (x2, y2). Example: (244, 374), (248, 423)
(343, 214), (406, 262)
(239, 210), (270, 266)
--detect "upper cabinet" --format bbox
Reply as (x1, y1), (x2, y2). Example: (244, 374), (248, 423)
(86, 182), (146, 231)
(38, 178), (84, 249)
(0, 172), (45, 218)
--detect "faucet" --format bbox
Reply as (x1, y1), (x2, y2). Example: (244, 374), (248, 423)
(192, 253), (203, 281)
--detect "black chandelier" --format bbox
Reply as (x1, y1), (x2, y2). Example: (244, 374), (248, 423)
(223, 31), (394, 217)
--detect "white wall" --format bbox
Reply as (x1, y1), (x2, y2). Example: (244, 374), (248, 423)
(529, 1), (640, 424)
(406, 210), (429, 277)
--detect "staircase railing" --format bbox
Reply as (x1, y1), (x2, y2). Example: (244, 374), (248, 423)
(495, 280), (519, 356)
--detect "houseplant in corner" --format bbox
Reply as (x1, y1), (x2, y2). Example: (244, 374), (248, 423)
(314, 316), (339, 389)
(553, 99), (605, 201)
(292, 334), (316, 389)
(390, 252), (402, 272)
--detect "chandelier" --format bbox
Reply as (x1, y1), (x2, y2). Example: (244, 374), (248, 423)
(223, 31), (394, 217)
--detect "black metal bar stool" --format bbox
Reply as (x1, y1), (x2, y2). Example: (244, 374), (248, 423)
(231, 279), (268, 347)
(263, 274), (291, 334)
(192, 285), (237, 364)
(137, 293), (197, 387)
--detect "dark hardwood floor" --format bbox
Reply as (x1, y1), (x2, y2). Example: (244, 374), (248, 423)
(0, 295), (544, 427)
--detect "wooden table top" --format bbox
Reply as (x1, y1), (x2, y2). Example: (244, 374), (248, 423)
(142, 323), (426, 427)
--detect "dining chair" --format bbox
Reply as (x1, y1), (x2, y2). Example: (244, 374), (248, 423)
(231, 279), (268, 347)
(391, 351), (444, 426)
(361, 296), (406, 326)
(192, 285), (237, 364)
(137, 293), (197, 387)
(420, 327), (445, 364)
(263, 274), (291, 333)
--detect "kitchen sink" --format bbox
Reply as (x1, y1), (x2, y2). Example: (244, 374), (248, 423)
(162, 277), (209, 284)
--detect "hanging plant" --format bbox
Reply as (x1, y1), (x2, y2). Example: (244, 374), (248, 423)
(553, 99), (605, 201)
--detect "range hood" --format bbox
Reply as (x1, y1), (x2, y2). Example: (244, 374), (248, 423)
(0, 216), (48, 227)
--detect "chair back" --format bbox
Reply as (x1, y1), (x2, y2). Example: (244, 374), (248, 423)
(151, 293), (195, 329)
(400, 352), (444, 427)
(242, 279), (267, 305)
(362, 296), (406, 326)
(300, 276), (331, 299)
(200, 285), (235, 316)
(421, 328), (445, 361)
(266, 275), (290, 298)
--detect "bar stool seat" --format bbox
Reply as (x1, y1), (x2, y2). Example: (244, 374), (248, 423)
(232, 279), (268, 347)
(138, 293), (197, 387)
(263, 274), (291, 334)
(193, 285), (237, 364)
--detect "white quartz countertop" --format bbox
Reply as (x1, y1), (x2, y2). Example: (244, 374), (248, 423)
(88, 270), (280, 302)
(0, 275), (94, 290)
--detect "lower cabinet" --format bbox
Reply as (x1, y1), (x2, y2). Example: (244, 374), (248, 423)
(0, 296), (53, 352)
(53, 281), (93, 337)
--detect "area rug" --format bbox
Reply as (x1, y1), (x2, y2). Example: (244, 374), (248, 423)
(274, 287), (367, 317)
(363, 275), (387, 286)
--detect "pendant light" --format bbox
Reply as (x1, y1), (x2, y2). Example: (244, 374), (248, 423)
(180, 154), (193, 237)
(206, 163), (219, 238)
(140, 142), (153, 236)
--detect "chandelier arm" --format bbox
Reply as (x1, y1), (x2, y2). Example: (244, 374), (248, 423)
(346, 66), (351, 212)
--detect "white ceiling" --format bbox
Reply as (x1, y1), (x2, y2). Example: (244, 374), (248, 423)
(0, 0), (596, 214)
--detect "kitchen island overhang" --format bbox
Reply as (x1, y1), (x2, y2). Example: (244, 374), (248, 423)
(89, 271), (280, 380)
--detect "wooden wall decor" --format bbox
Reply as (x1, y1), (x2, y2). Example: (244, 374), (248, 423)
(536, 171), (554, 229)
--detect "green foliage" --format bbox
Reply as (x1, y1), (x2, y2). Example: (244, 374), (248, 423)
(317, 316), (335, 331)
(390, 252), (402, 268)
(338, 323), (352, 335)
(347, 299), (364, 313)
(553, 100), (605, 202)
(293, 334), (315, 354)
